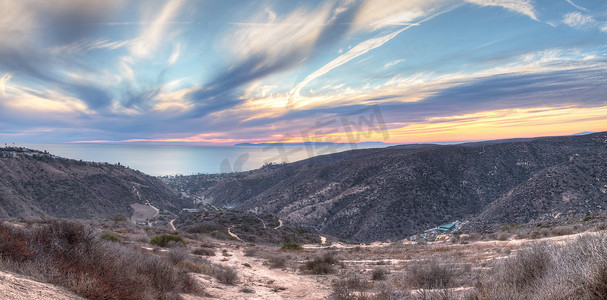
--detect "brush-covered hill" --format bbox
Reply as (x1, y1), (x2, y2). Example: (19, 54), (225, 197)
(0, 148), (192, 219)
(476, 154), (607, 225)
(174, 209), (320, 244)
(171, 132), (607, 242)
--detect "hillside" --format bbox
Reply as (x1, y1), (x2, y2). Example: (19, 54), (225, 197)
(0, 148), (192, 219)
(170, 132), (607, 242)
(476, 154), (607, 225)
(174, 209), (320, 244)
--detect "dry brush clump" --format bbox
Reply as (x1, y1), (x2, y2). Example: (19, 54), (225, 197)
(372, 268), (388, 281)
(163, 248), (238, 286)
(0, 220), (202, 300)
(302, 252), (341, 275)
(192, 247), (215, 256)
(472, 233), (607, 300)
(267, 256), (288, 269)
(331, 274), (370, 300)
(405, 259), (457, 290)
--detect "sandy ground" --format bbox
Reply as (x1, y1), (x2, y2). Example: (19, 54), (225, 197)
(0, 271), (84, 300)
(184, 247), (331, 300)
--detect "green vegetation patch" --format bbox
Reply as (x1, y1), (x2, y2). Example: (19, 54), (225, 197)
(100, 232), (121, 242)
(150, 234), (186, 247)
(280, 242), (303, 250)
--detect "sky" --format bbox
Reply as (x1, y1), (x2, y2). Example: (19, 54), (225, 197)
(0, 0), (606, 145)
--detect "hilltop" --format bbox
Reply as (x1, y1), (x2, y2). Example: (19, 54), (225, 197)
(0, 147), (192, 219)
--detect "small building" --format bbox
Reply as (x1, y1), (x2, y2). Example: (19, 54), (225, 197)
(435, 222), (456, 233)
(180, 208), (200, 214)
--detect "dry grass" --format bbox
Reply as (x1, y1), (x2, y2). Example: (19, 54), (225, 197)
(472, 233), (607, 300)
(405, 259), (456, 289)
(0, 220), (202, 300)
(331, 274), (370, 300)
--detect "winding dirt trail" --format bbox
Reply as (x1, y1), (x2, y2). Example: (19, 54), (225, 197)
(185, 247), (331, 300)
(257, 217), (267, 229)
(169, 219), (176, 231)
(273, 219), (283, 230)
(227, 226), (245, 243)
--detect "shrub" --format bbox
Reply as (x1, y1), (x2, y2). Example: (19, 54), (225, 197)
(243, 247), (257, 257)
(405, 259), (455, 289)
(302, 253), (339, 275)
(192, 247), (215, 256)
(0, 220), (201, 300)
(495, 243), (550, 291)
(281, 242), (303, 250)
(100, 232), (121, 242)
(372, 268), (388, 281)
(472, 237), (607, 299)
(150, 234), (185, 247)
(268, 256), (287, 269)
(167, 247), (191, 264)
(213, 265), (238, 285)
(496, 232), (510, 241)
(331, 275), (368, 300)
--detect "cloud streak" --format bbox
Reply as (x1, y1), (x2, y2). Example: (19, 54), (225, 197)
(464, 0), (538, 21)
(0, 73), (10, 95)
(562, 12), (595, 28)
(565, 0), (589, 12)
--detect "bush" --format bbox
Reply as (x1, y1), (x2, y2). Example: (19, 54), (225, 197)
(473, 236), (607, 299)
(281, 242), (303, 250)
(213, 265), (238, 285)
(496, 232), (510, 241)
(302, 253), (339, 275)
(243, 247), (257, 257)
(331, 275), (368, 300)
(483, 243), (550, 295)
(192, 247), (215, 256)
(372, 268), (388, 281)
(0, 220), (201, 300)
(167, 247), (191, 264)
(150, 234), (185, 247)
(100, 232), (121, 242)
(405, 259), (455, 289)
(268, 256), (287, 269)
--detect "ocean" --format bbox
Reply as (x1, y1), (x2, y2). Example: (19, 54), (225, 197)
(19, 143), (387, 176)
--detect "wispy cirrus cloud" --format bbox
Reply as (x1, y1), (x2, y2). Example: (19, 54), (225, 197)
(0, 73), (10, 95)
(565, 0), (589, 12)
(185, 0), (362, 117)
(128, 0), (186, 59)
(464, 0), (538, 21)
(351, 0), (452, 31)
(288, 26), (414, 106)
(562, 11), (596, 28)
